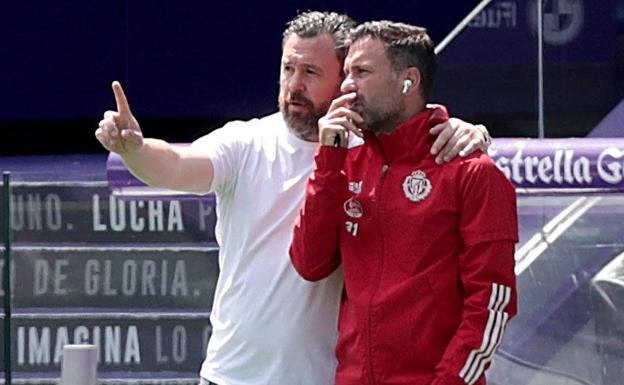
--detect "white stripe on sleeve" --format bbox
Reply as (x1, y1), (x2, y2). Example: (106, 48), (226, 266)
(459, 283), (511, 385)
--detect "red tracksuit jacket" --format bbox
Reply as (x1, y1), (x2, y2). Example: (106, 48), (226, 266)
(290, 108), (518, 385)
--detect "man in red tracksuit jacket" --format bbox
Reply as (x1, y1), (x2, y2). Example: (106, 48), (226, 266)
(290, 21), (518, 385)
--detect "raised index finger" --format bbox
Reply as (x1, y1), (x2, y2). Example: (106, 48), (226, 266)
(112, 81), (132, 114)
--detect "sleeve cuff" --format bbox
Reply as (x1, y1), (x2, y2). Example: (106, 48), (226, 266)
(476, 124), (492, 147)
(430, 372), (471, 385)
(314, 145), (348, 172)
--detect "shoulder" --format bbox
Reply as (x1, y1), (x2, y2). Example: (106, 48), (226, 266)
(462, 151), (496, 168)
(451, 152), (515, 195)
(441, 151), (511, 187)
(193, 112), (284, 146)
(446, 151), (499, 174)
(214, 112), (283, 136)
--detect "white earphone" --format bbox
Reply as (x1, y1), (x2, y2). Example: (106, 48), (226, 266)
(402, 79), (413, 94)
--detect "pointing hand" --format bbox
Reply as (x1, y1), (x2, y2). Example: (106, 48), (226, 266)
(95, 81), (144, 154)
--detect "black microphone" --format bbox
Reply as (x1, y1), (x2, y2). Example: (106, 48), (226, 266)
(333, 134), (341, 147)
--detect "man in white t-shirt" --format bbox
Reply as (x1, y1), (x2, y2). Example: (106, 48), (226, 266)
(95, 11), (491, 385)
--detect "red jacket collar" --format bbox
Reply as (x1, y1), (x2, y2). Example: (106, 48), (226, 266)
(365, 105), (449, 163)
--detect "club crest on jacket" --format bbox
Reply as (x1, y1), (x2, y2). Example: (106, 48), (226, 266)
(402, 170), (432, 202)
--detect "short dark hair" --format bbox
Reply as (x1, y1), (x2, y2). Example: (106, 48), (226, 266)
(282, 11), (356, 62)
(348, 20), (437, 99)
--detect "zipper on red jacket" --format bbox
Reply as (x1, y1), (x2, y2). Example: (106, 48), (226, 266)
(366, 161), (389, 385)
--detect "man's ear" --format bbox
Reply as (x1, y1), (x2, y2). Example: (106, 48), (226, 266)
(402, 67), (421, 95)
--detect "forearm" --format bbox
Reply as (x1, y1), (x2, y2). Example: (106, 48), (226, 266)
(290, 192), (341, 281)
(290, 146), (348, 281)
(433, 241), (517, 385)
(121, 138), (213, 193)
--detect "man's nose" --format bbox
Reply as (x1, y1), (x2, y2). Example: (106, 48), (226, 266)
(288, 72), (305, 93)
(341, 76), (356, 94)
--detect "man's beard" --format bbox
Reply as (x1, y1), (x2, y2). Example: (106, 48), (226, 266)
(356, 93), (404, 134)
(279, 91), (331, 141)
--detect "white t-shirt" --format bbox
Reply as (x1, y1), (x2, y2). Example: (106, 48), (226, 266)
(194, 112), (342, 385)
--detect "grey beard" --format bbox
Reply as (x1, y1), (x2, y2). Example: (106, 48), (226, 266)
(282, 109), (319, 142)
(278, 91), (337, 142)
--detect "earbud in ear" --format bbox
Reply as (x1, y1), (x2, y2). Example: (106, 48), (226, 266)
(402, 79), (413, 94)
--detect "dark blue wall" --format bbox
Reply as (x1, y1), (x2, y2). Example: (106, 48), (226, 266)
(1, 0), (479, 121)
(2, 1), (622, 154)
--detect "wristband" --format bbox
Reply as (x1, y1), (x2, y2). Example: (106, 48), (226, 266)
(476, 124), (492, 147)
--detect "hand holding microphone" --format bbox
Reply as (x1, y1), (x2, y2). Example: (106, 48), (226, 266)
(317, 92), (364, 148)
